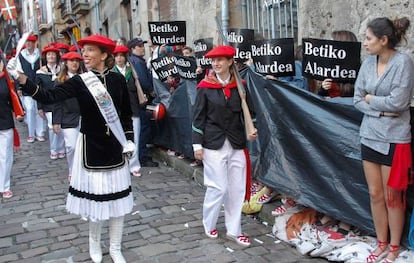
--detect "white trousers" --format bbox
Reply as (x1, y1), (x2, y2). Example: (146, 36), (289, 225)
(0, 129), (13, 192)
(21, 96), (45, 138)
(128, 116), (141, 173)
(45, 112), (65, 154)
(62, 126), (80, 175)
(202, 139), (246, 236)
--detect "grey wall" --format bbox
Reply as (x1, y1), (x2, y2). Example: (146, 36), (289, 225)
(298, 0), (414, 57)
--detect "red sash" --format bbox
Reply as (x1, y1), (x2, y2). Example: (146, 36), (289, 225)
(387, 143), (413, 208)
(197, 74), (241, 99)
(0, 71), (24, 117)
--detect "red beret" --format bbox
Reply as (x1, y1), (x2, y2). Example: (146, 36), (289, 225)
(69, 45), (78, 52)
(77, 34), (116, 53)
(113, 45), (129, 54)
(26, 35), (37, 42)
(205, 45), (236, 58)
(61, 51), (83, 61)
(42, 45), (60, 55)
(55, 43), (70, 50)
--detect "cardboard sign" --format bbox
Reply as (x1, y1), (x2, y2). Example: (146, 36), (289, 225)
(148, 21), (186, 45)
(251, 38), (295, 77)
(193, 38), (213, 69)
(227, 28), (254, 62)
(302, 38), (361, 82)
(151, 54), (178, 82)
(174, 55), (197, 80)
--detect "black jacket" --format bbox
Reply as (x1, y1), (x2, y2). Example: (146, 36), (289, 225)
(52, 96), (81, 128)
(192, 74), (254, 150)
(113, 65), (140, 117)
(0, 76), (14, 130)
(21, 69), (134, 170)
(36, 65), (59, 112)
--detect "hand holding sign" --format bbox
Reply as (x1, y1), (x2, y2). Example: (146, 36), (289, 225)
(148, 21), (186, 46)
(302, 38), (361, 83)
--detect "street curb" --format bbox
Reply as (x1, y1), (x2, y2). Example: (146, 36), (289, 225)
(152, 147), (278, 226)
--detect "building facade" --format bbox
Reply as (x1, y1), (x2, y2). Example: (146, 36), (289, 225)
(11, 0), (414, 57)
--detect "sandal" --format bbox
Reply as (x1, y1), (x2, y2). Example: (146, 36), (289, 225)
(205, 229), (218, 239)
(366, 240), (388, 263)
(226, 234), (251, 247)
(380, 244), (400, 263)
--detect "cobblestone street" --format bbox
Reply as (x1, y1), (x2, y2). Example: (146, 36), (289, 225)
(0, 122), (328, 262)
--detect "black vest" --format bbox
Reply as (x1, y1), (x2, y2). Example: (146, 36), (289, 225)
(0, 77), (14, 130)
(18, 52), (40, 96)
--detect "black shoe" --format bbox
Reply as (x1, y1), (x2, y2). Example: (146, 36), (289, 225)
(141, 160), (159, 167)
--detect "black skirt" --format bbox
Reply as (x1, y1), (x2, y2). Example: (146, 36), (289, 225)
(361, 143), (396, 166)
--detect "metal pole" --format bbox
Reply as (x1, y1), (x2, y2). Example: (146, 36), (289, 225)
(290, 0), (294, 38)
(296, 0), (299, 40)
(241, 0), (247, 28)
(256, 0), (260, 32)
(284, 2), (288, 37)
(277, 0), (282, 38)
(267, 6), (274, 38)
(270, 5), (275, 39)
(250, 0), (254, 29)
(3, 30), (16, 52)
(222, 0), (229, 35)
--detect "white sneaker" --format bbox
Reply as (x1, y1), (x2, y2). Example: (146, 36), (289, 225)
(205, 229), (218, 239)
(226, 234), (251, 247)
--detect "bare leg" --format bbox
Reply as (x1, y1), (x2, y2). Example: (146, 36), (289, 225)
(363, 160), (388, 256)
(381, 165), (403, 261)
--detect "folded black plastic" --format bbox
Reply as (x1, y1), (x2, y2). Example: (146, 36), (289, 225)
(152, 68), (414, 235)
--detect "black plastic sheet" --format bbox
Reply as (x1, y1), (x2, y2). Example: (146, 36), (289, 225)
(152, 78), (196, 158)
(242, 68), (374, 232)
(153, 68), (414, 235)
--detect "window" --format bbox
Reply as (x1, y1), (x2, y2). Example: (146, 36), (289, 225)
(243, 0), (299, 41)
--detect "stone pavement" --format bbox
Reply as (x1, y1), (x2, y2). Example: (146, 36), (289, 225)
(0, 122), (328, 263)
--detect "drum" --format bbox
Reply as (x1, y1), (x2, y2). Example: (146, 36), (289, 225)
(146, 103), (166, 120)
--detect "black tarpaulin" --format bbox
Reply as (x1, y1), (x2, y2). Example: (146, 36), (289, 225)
(242, 68), (375, 232)
(153, 78), (196, 158)
(152, 68), (414, 235)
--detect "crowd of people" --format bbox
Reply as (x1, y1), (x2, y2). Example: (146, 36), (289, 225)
(0, 15), (413, 263)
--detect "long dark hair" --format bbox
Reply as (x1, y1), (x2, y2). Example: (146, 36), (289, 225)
(98, 46), (115, 69)
(367, 17), (410, 48)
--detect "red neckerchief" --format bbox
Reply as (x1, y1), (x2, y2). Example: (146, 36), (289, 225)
(197, 74), (239, 99)
(197, 73), (251, 201)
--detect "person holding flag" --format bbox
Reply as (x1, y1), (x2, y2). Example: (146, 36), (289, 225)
(7, 34), (135, 263)
(0, 57), (20, 199)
